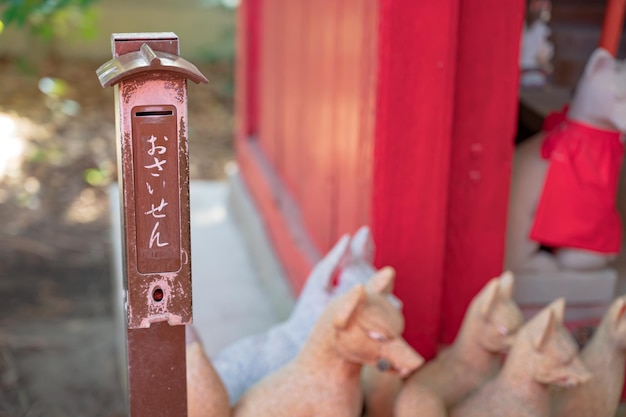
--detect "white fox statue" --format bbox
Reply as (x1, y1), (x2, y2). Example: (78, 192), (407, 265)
(205, 226), (378, 403)
(506, 48), (625, 274)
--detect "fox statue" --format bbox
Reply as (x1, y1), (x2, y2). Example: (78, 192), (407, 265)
(232, 267), (424, 417)
(209, 226), (378, 403)
(387, 271), (524, 417)
(552, 295), (626, 417)
(506, 48), (625, 274)
(186, 327), (230, 417)
(450, 298), (591, 417)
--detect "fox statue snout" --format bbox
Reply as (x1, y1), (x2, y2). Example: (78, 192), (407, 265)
(376, 338), (424, 377)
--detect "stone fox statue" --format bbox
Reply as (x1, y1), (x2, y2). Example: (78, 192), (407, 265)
(232, 267), (424, 417)
(366, 271), (524, 417)
(506, 48), (626, 273)
(186, 327), (230, 417)
(552, 295), (626, 417)
(211, 226), (378, 403)
(450, 298), (591, 417)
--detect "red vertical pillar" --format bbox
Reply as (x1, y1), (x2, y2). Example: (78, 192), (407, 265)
(372, 0), (460, 358)
(440, 0), (525, 343)
(599, 0), (626, 55)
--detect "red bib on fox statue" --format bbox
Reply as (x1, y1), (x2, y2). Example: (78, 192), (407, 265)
(530, 116), (624, 254)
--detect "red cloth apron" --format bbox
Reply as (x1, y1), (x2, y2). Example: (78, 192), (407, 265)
(529, 119), (624, 254)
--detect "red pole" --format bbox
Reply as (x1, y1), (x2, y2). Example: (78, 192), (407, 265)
(599, 0), (626, 55)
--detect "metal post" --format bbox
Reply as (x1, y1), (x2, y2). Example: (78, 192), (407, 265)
(97, 33), (208, 417)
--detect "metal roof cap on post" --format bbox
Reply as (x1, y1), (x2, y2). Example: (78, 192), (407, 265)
(97, 43), (209, 87)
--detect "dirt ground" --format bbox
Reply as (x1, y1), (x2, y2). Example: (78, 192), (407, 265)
(0, 56), (234, 417)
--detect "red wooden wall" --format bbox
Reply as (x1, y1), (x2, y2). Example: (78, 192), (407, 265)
(236, 0), (525, 357)
(236, 0), (379, 292)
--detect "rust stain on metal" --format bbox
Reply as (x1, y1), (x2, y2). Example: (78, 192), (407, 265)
(121, 79), (142, 105)
(139, 273), (188, 328)
(179, 117), (187, 142)
(164, 78), (186, 104)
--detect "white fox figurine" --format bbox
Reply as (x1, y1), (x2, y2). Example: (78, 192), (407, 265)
(210, 226), (378, 403)
(389, 272), (524, 417)
(552, 295), (626, 417)
(450, 298), (591, 417)
(232, 267), (424, 417)
(507, 48), (625, 274)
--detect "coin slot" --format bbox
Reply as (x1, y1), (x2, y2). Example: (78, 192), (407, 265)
(135, 110), (174, 117)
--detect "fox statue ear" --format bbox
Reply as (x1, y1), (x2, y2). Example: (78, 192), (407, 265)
(316, 234), (351, 291)
(350, 226), (375, 264)
(584, 47), (615, 78)
(479, 278), (500, 319)
(532, 308), (555, 351)
(498, 271), (515, 299)
(610, 296), (626, 329)
(366, 267), (396, 295)
(334, 284), (367, 329)
(532, 298), (565, 350)
(552, 297), (565, 323)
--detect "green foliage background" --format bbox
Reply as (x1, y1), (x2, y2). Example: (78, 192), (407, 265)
(0, 0), (100, 41)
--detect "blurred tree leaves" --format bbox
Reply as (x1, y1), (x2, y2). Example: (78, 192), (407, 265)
(0, 0), (99, 41)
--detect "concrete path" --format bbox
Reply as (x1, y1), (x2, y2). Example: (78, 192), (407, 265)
(188, 180), (282, 354)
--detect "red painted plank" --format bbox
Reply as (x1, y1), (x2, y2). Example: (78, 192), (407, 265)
(440, 0), (525, 344)
(298, 0), (339, 252)
(235, 0), (323, 293)
(334, 0), (377, 237)
(258, 0), (285, 166)
(237, 1), (319, 292)
(372, 0), (459, 359)
(280, 0), (309, 200)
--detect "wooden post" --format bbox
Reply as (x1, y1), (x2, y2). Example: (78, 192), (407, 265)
(97, 33), (208, 417)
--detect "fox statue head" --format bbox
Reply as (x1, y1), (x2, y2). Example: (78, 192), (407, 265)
(332, 267), (424, 378)
(524, 298), (592, 389)
(465, 271), (525, 354)
(569, 48), (626, 133)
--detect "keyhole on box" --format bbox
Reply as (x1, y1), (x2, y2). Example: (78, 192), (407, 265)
(153, 287), (164, 302)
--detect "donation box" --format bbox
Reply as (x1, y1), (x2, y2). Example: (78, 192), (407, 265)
(97, 32), (208, 417)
